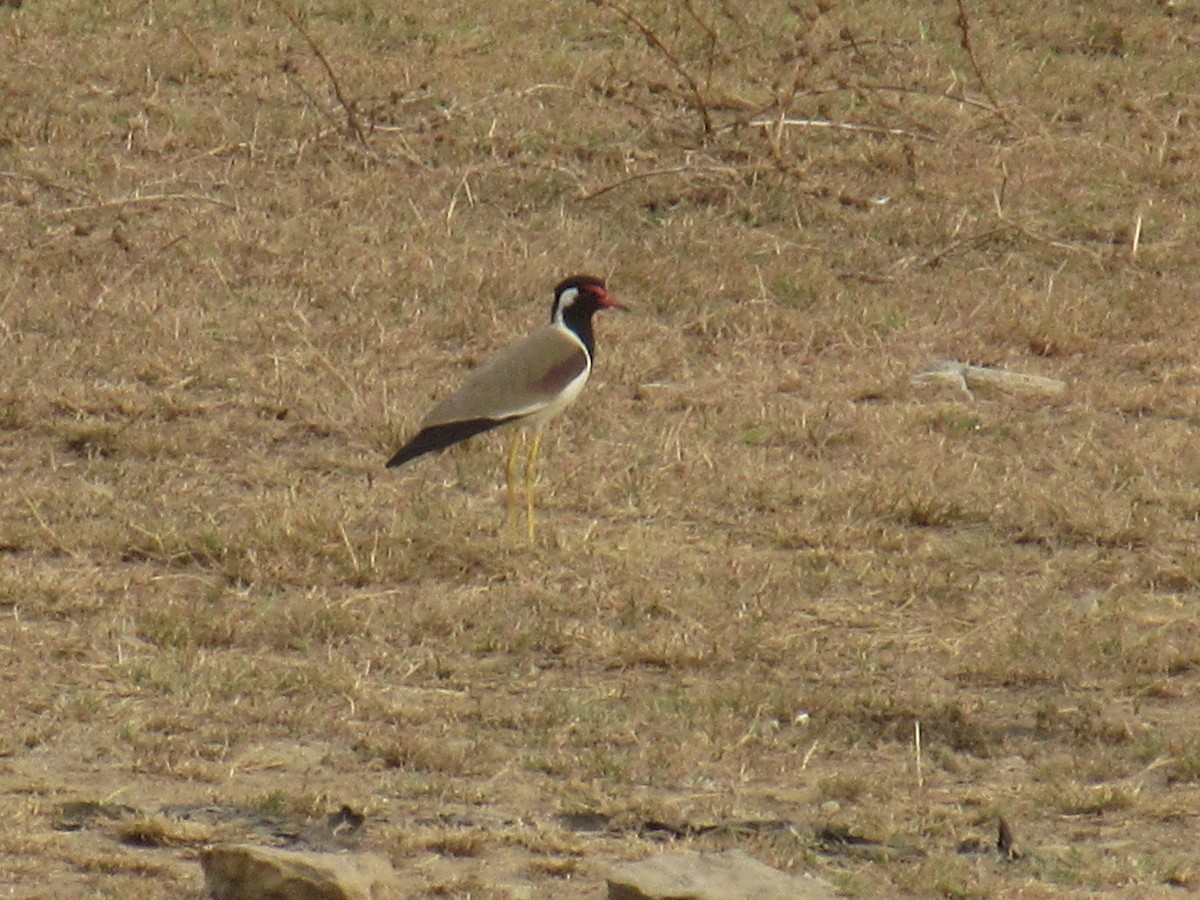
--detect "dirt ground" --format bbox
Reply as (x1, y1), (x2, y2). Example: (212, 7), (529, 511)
(3, 1), (1200, 897)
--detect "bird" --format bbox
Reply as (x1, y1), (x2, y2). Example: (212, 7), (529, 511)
(386, 275), (625, 540)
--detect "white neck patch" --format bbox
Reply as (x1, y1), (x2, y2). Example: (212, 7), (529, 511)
(553, 287), (579, 326)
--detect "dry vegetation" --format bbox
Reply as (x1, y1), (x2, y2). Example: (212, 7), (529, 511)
(3, 0), (1200, 896)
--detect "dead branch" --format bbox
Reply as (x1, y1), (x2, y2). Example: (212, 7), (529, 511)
(749, 116), (937, 143)
(577, 164), (737, 202)
(901, 221), (1103, 271)
(265, 0), (367, 145)
(953, 0), (1010, 123)
(592, 0), (713, 136)
(722, 83), (1006, 139)
(51, 193), (239, 215)
(679, 0), (719, 86)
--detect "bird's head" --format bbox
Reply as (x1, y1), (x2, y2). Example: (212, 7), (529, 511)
(552, 275), (625, 323)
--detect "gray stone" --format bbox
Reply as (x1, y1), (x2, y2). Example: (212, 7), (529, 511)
(200, 844), (401, 900)
(606, 848), (838, 900)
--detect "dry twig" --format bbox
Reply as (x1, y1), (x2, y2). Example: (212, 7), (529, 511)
(953, 0), (1010, 123)
(592, 0), (713, 135)
(265, 0), (367, 144)
(577, 164), (737, 202)
(749, 116), (937, 143)
(52, 193), (238, 215)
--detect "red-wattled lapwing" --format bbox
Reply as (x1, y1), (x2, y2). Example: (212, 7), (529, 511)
(387, 275), (625, 540)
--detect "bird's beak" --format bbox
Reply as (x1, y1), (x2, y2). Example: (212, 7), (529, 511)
(599, 290), (628, 312)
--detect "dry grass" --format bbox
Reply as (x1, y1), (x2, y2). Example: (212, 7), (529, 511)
(3, 1), (1200, 896)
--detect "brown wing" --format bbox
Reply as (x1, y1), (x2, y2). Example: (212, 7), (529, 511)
(385, 326), (589, 468)
(421, 326), (588, 427)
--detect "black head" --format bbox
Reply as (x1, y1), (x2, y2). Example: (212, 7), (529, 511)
(551, 275), (622, 319)
(550, 275), (624, 360)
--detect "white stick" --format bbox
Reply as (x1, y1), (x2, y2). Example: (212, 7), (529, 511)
(914, 720), (924, 790)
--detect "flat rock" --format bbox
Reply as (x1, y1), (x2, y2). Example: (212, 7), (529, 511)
(606, 848), (838, 900)
(200, 843), (401, 900)
(911, 359), (1067, 398)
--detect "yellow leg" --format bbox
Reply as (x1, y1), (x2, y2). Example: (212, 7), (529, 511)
(505, 430), (523, 536)
(524, 430), (542, 543)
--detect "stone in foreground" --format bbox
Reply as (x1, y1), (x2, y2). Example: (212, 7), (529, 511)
(607, 848), (838, 900)
(200, 843), (401, 900)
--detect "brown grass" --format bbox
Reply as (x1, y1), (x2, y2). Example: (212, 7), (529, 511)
(3, 1), (1200, 896)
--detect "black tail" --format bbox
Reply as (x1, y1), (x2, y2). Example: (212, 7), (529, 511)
(386, 417), (510, 468)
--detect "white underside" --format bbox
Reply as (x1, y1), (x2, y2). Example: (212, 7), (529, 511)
(521, 364), (589, 426)
(494, 320), (591, 426)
